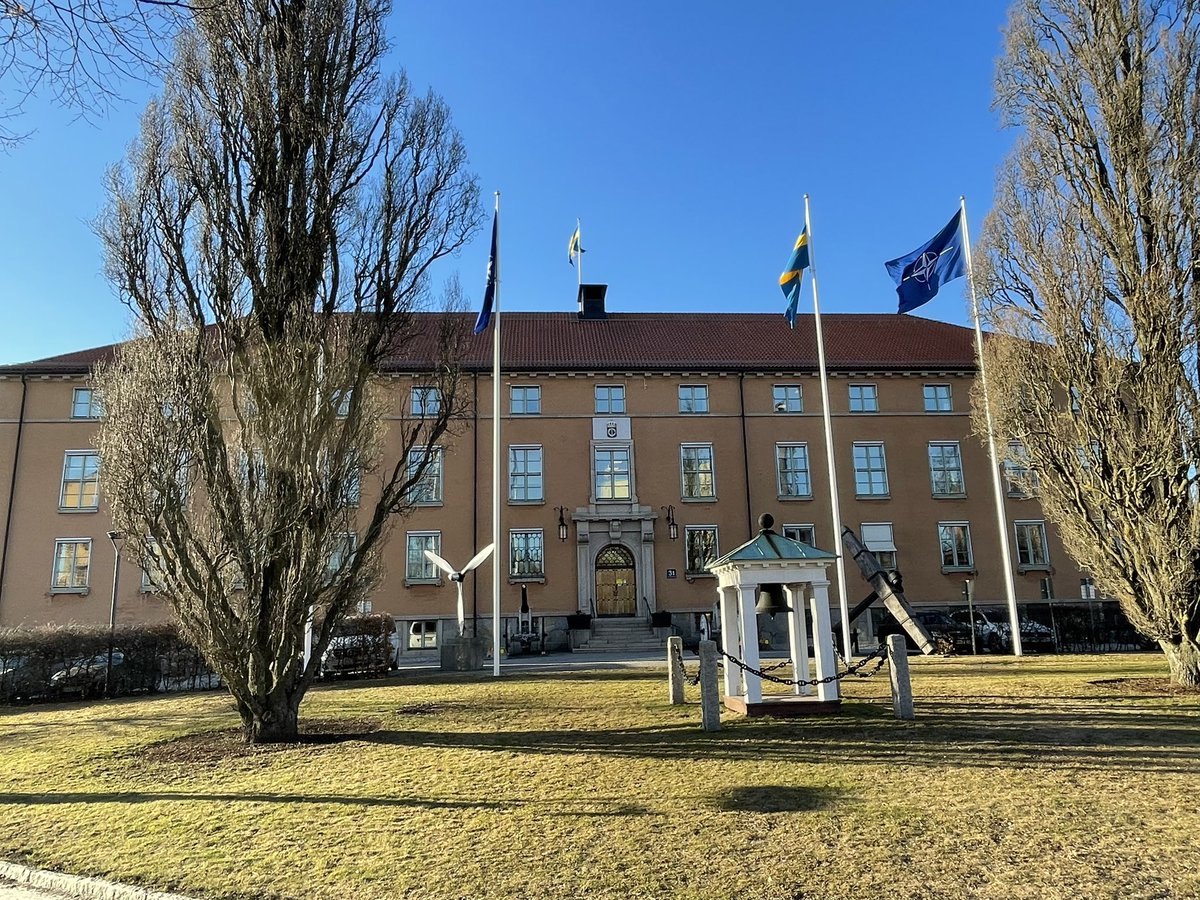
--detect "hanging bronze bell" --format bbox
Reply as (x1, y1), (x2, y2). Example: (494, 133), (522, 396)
(754, 583), (791, 616)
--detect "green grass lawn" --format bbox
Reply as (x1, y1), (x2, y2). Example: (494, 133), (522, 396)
(1, 654), (1198, 900)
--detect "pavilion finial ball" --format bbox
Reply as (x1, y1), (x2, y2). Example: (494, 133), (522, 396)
(758, 513), (774, 532)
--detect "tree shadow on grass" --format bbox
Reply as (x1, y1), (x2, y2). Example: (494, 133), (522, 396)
(0, 790), (648, 817)
(360, 699), (1200, 775)
(711, 785), (844, 813)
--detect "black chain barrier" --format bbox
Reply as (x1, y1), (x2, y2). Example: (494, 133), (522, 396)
(672, 642), (888, 689)
(719, 643), (889, 687)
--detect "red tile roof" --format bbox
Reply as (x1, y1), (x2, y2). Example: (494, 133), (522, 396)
(1, 313), (979, 375)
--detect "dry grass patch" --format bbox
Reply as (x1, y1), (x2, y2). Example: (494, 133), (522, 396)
(0, 654), (1197, 900)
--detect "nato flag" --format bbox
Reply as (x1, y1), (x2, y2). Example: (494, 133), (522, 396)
(884, 210), (967, 314)
(474, 210), (498, 334)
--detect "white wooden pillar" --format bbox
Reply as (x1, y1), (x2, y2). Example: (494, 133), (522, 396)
(717, 585), (740, 699)
(783, 583), (811, 696)
(809, 579), (840, 702)
(736, 583), (762, 704)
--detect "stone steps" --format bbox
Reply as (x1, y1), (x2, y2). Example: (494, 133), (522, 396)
(577, 617), (666, 653)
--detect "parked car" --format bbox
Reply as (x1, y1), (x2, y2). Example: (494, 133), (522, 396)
(48, 651), (159, 699)
(877, 610), (975, 655)
(951, 608), (1057, 653)
(0, 655), (52, 702)
(319, 615), (400, 678)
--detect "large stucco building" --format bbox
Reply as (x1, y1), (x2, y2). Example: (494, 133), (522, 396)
(0, 297), (1084, 654)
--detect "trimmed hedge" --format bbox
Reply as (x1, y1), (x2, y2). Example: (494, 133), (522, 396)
(0, 623), (219, 704)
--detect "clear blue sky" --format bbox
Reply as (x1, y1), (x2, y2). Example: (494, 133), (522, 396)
(0, 0), (1016, 365)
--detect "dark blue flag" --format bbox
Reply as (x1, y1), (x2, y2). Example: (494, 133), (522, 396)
(474, 210), (498, 334)
(884, 210), (966, 314)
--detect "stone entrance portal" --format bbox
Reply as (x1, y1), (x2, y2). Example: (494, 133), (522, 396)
(595, 544), (636, 616)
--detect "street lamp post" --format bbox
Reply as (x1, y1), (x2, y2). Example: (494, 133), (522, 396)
(105, 530), (123, 698)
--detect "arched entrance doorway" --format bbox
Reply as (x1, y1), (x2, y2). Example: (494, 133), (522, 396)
(595, 544), (636, 617)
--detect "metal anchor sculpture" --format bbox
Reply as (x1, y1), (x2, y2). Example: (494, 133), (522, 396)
(840, 526), (936, 655)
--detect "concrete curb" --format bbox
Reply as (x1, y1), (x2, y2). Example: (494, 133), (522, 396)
(0, 862), (194, 900)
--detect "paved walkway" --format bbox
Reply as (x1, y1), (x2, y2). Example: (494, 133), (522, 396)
(0, 880), (67, 900)
(0, 864), (193, 900)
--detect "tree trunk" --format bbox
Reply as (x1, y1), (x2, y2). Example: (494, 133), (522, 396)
(1163, 636), (1200, 688)
(238, 693), (302, 743)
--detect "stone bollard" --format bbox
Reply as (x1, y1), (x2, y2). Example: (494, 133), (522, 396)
(667, 636), (685, 705)
(698, 639), (721, 731)
(887, 634), (914, 720)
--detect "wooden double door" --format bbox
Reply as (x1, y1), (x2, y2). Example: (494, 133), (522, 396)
(595, 544), (636, 617)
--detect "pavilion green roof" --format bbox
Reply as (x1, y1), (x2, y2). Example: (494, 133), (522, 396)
(708, 518), (837, 569)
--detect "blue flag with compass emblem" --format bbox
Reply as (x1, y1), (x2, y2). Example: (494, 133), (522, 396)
(884, 210), (966, 314)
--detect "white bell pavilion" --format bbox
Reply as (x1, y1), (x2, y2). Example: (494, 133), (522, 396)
(708, 513), (842, 716)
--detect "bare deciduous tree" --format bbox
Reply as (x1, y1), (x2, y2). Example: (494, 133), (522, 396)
(0, 0), (181, 146)
(976, 0), (1200, 685)
(94, 0), (481, 741)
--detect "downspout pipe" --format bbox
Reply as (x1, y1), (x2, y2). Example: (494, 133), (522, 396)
(738, 374), (752, 535)
(0, 374), (29, 622)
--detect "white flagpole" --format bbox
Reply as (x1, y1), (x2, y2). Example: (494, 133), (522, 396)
(959, 196), (1023, 656)
(492, 192), (503, 676)
(804, 195), (853, 659)
(576, 217), (582, 290)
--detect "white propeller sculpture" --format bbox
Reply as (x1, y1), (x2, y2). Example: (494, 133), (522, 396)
(424, 544), (495, 636)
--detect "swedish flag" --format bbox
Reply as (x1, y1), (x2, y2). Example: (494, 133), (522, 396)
(779, 228), (811, 328)
(568, 226), (584, 265)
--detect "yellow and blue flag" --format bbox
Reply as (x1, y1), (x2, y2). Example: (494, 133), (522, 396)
(568, 225), (584, 265)
(779, 228), (811, 329)
(474, 210), (498, 334)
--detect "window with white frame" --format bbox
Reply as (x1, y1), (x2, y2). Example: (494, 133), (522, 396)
(938, 522), (973, 570)
(678, 385), (709, 414)
(782, 524), (816, 545)
(852, 443), (889, 496)
(928, 442), (965, 496)
(510, 385), (541, 415)
(772, 384), (802, 413)
(685, 526), (718, 575)
(861, 523), (897, 572)
(405, 532), (441, 582)
(923, 383), (952, 412)
(680, 444), (715, 499)
(334, 389), (352, 417)
(411, 386), (441, 417)
(407, 620), (438, 650)
(59, 451), (100, 510)
(327, 532), (357, 579)
(238, 448), (266, 495)
(340, 455), (361, 508)
(141, 540), (166, 591)
(849, 383), (878, 413)
(71, 388), (102, 419)
(776, 443), (811, 498)
(51, 539), (91, 591)
(406, 447), (443, 504)
(1076, 441), (1101, 471)
(594, 447), (631, 500)
(1004, 441), (1039, 496)
(508, 445), (543, 502)
(595, 385), (625, 414)
(510, 529), (544, 577)
(1014, 521), (1050, 569)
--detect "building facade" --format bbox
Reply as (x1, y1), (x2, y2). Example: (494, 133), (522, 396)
(0, 303), (1085, 653)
